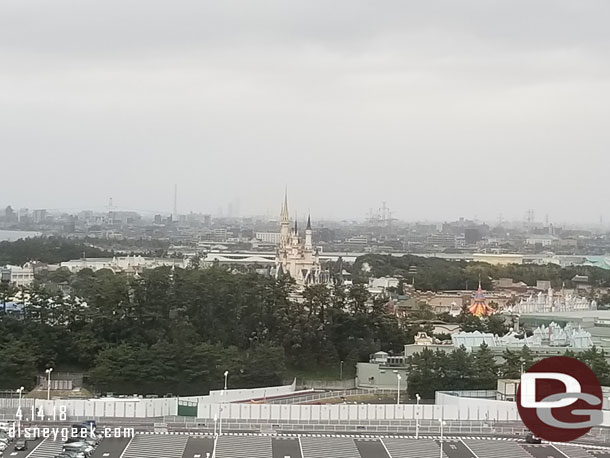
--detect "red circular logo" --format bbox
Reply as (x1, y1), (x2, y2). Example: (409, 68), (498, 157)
(517, 356), (602, 442)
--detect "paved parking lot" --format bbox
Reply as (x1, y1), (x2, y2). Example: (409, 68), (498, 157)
(590, 451), (610, 458)
(272, 437), (302, 458)
(524, 444), (572, 458)
(23, 437), (63, 458)
(0, 437), (42, 458)
(438, 439), (475, 458)
(182, 436), (215, 458)
(8, 433), (610, 458)
(90, 436), (132, 458)
(354, 439), (390, 458)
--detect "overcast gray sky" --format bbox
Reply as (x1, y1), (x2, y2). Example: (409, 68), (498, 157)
(1, 1), (609, 223)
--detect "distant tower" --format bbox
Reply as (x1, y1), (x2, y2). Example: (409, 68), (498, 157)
(173, 184), (178, 221)
(305, 214), (313, 250)
(279, 189), (291, 248)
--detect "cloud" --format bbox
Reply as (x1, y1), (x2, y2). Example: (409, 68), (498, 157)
(1, 0), (609, 222)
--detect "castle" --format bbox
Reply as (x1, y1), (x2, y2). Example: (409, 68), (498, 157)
(275, 192), (329, 287)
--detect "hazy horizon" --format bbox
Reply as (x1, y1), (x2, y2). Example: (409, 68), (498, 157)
(2, 1), (609, 222)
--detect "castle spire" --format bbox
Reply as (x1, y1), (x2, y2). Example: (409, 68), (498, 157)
(279, 188), (291, 248)
(294, 213), (298, 235)
(305, 213), (313, 250)
(280, 187), (289, 222)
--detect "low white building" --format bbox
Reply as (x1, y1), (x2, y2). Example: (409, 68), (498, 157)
(255, 232), (282, 244)
(59, 256), (188, 273)
(368, 276), (400, 295)
(0, 263), (35, 287)
(526, 235), (557, 246)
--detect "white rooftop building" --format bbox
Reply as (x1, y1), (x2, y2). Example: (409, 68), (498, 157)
(510, 288), (595, 314)
(452, 322), (593, 350)
(59, 255), (188, 273)
(0, 263), (36, 287)
(368, 277), (400, 295)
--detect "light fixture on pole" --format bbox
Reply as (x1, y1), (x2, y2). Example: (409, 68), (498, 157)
(223, 371), (229, 391)
(396, 373), (402, 405)
(439, 418), (446, 458)
(219, 404), (224, 436)
(17, 386), (24, 433)
(415, 393), (421, 439)
(45, 368), (53, 401)
(340, 360), (344, 380)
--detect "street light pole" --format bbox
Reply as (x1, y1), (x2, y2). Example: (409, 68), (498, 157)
(415, 393), (421, 439)
(439, 418), (445, 458)
(219, 371), (228, 437)
(340, 361), (344, 380)
(45, 368), (53, 401)
(17, 386), (24, 434)
(219, 404), (223, 436)
(396, 374), (402, 405)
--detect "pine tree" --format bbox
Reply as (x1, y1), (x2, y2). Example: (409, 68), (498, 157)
(579, 346), (610, 385)
(447, 346), (476, 390)
(474, 343), (498, 389)
(563, 349), (576, 358)
(520, 345), (535, 372)
(500, 349), (522, 378)
(406, 348), (439, 399)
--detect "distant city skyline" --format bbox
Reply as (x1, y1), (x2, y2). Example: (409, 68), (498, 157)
(0, 197), (608, 229)
(2, 1), (610, 222)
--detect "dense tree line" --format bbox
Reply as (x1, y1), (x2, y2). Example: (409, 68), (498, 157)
(0, 267), (407, 394)
(0, 237), (112, 266)
(406, 344), (610, 399)
(353, 254), (610, 291)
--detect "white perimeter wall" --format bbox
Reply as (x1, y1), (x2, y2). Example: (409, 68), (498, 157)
(180, 380), (297, 405)
(4, 398), (178, 418)
(2, 382), (608, 424)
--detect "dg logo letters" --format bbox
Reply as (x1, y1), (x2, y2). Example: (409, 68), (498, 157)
(517, 356), (603, 442)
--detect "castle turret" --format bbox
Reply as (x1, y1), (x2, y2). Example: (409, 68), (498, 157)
(291, 215), (299, 246)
